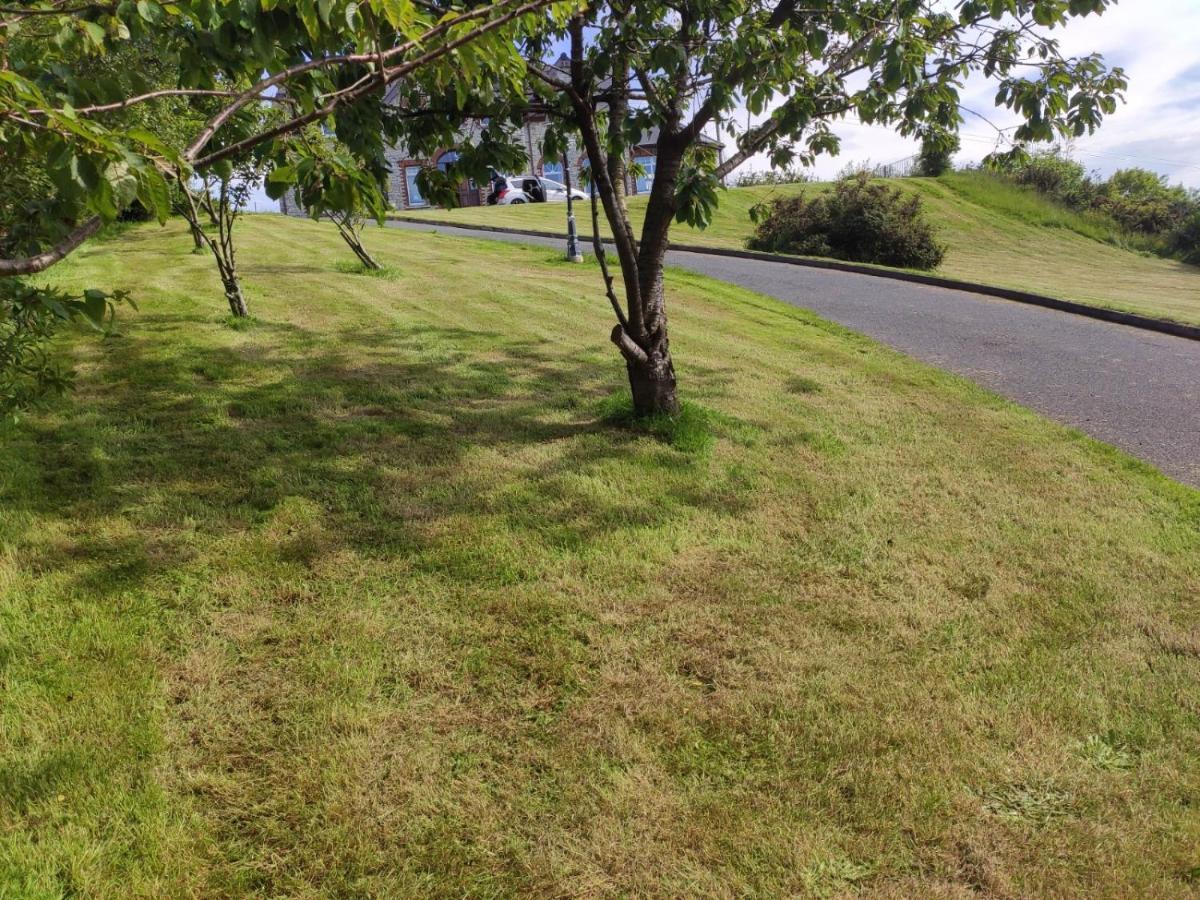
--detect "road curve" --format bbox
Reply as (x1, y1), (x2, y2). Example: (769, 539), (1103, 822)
(386, 220), (1200, 487)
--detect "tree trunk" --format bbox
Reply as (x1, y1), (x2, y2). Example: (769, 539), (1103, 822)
(564, 16), (682, 418)
(611, 273), (680, 416)
(336, 218), (381, 269)
(626, 343), (679, 416)
(623, 147), (684, 417)
(222, 272), (249, 317)
(351, 242), (380, 270)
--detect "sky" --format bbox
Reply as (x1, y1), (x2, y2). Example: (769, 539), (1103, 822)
(751, 0), (1200, 187)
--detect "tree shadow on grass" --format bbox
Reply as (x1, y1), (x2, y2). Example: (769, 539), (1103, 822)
(3, 312), (755, 600)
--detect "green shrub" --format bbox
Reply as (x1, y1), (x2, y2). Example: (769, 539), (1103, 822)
(916, 133), (959, 177)
(735, 168), (813, 187)
(1167, 207), (1200, 266)
(1094, 168), (1193, 235)
(986, 151), (1200, 263)
(747, 173), (946, 270)
(991, 149), (1098, 210)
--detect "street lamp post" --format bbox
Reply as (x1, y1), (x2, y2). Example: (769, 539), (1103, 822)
(562, 151), (583, 263)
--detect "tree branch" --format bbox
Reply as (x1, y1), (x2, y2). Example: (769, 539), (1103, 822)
(0, 217), (101, 276)
(186, 0), (552, 164)
(563, 14), (646, 340)
(589, 184), (628, 330)
(28, 88), (294, 118)
(610, 323), (649, 364)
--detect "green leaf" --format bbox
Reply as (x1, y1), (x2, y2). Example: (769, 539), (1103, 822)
(297, 0), (320, 38)
(136, 168), (172, 223)
(82, 290), (109, 327)
(136, 0), (164, 23)
(92, 178), (119, 221)
(211, 158), (234, 183)
(80, 20), (107, 48)
(264, 164), (297, 199)
(376, 0), (413, 31)
(126, 128), (181, 163)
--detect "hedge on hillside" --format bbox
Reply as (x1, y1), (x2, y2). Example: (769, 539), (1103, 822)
(747, 173), (946, 270)
(987, 150), (1200, 265)
(1168, 208), (1200, 266)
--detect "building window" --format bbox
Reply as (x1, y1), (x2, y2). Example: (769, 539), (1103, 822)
(404, 165), (427, 208)
(635, 155), (656, 194)
(542, 160), (564, 182)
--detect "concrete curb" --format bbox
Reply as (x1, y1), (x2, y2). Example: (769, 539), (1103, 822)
(388, 215), (1200, 344)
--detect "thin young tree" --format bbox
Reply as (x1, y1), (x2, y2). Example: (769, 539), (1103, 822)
(530, 1), (1126, 415)
(0, 0), (568, 279)
(0, 0), (569, 409)
(271, 132), (389, 270)
(917, 132), (961, 178)
(332, 210), (383, 271)
(178, 168), (260, 317)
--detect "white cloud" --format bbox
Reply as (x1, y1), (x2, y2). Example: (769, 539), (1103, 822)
(733, 0), (1200, 187)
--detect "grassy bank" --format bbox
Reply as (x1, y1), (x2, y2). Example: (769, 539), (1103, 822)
(3, 216), (1199, 896)
(395, 172), (1200, 325)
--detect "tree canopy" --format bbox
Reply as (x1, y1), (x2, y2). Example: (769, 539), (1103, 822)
(524, 0), (1127, 414)
(0, 0), (572, 275)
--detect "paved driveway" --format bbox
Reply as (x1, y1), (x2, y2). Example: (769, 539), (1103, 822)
(387, 220), (1200, 487)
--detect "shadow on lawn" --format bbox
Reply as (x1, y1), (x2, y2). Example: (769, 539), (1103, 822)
(4, 311), (750, 598)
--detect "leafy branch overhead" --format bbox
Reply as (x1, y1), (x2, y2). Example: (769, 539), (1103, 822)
(0, 0), (578, 275)
(1, 278), (131, 418)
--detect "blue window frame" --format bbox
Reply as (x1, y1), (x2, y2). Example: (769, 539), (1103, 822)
(542, 160), (564, 182)
(404, 165), (427, 208)
(635, 155), (656, 194)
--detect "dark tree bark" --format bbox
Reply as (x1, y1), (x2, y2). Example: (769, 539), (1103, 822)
(218, 263), (249, 317)
(623, 331), (679, 415)
(627, 139), (687, 415)
(559, 17), (685, 416)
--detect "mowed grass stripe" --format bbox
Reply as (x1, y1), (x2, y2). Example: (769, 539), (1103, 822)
(1, 216), (1197, 897)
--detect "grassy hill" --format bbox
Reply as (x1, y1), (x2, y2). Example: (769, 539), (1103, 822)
(395, 172), (1200, 325)
(3, 217), (1199, 896)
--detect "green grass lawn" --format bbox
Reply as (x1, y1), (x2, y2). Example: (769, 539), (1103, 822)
(3, 216), (1199, 897)
(395, 172), (1200, 326)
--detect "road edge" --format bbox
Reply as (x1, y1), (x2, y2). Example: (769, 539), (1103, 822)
(388, 215), (1200, 343)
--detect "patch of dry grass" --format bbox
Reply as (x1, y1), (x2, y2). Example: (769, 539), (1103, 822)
(2, 216), (1198, 896)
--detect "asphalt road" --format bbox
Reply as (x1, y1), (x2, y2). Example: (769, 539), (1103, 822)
(387, 220), (1200, 487)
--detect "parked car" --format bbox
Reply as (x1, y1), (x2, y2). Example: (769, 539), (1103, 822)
(488, 175), (586, 205)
